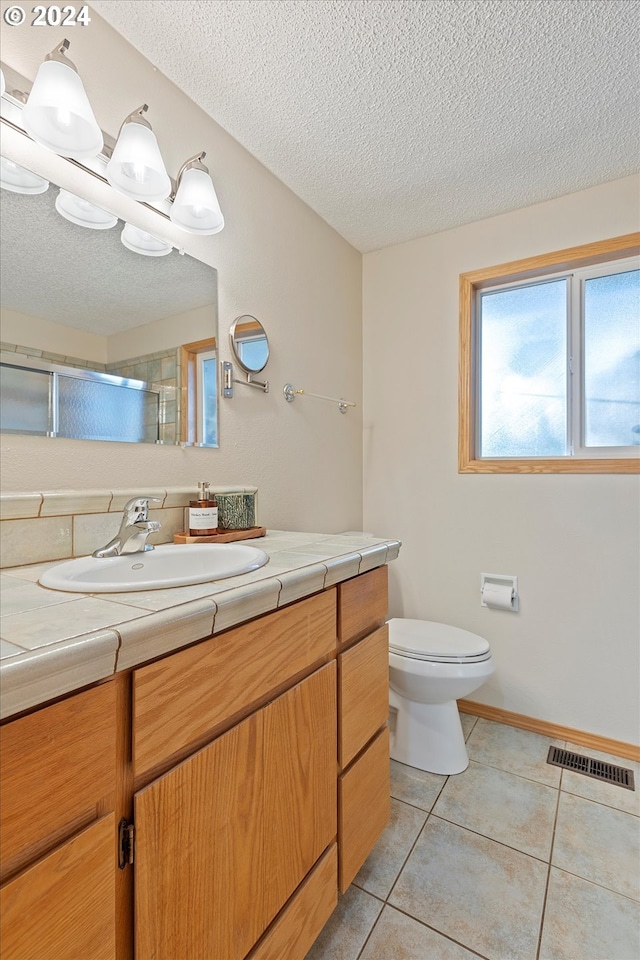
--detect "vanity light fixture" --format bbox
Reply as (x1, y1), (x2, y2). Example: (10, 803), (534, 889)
(121, 222), (173, 257)
(21, 40), (103, 160)
(55, 188), (118, 230)
(106, 104), (171, 203)
(169, 152), (224, 235)
(0, 156), (49, 194)
(2, 51), (225, 235)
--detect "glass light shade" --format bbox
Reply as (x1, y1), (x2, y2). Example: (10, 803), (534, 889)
(106, 121), (171, 202)
(0, 157), (49, 194)
(170, 167), (224, 235)
(1, 68), (5, 98)
(121, 222), (172, 257)
(22, 60), (103, 159)
(55, 189), (118, 229)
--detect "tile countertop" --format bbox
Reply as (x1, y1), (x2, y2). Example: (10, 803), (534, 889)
(0, 530), (401, 721)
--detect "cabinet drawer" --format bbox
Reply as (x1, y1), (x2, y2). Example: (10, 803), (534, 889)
(339, 625), (389, 769)
(133, 589), (336, 776)
(0, 814), (116, 960)
(0, 683), (116, 880)
(248, 844), (338, 960)
(338, 727), (390, 892)
(338, 566), (388, 647)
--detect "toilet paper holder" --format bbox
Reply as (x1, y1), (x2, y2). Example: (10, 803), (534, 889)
(480, 573), (519, 612)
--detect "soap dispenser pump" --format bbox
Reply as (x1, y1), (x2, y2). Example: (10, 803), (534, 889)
(189, 481), (218, 536)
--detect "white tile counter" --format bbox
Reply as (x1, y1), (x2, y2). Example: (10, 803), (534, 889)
(0, 530), (401, 720)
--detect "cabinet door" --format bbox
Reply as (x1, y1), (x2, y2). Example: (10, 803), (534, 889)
(134, 711), (265, 960)
(263, 661), (336, 923)
(0, 814), (116, 960)
(134, 664), (337, 960)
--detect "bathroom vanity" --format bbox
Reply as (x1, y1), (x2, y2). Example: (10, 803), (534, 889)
(0, 534), (396, 960)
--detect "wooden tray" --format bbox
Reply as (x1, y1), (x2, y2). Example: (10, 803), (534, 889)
(173, 526), (266, 544)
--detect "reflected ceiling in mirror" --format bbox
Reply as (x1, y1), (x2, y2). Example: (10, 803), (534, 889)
(1, 185), (215, 333)
(0, 157), (219, 446)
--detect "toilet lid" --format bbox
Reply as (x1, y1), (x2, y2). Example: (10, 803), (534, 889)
(388, 618), (490, 662)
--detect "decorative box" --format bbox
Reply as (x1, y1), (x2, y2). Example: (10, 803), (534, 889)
(215, 492), (256, 530)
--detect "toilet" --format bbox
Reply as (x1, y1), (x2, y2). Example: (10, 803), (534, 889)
(388, 618), (494, 775)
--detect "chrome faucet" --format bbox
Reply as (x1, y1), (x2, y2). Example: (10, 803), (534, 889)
(92, 497), (162, 558)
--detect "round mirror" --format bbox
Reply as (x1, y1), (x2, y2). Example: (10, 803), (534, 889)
(229, 315), (269, 373)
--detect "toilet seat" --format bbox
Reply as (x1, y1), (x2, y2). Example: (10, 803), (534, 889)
(388, 618), (491, 664)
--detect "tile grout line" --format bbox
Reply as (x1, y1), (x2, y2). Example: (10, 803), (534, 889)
(356, 719), (479, 958)
(427, 811), (558, 866)
(383, 774), (451, 903)
(464, 754), (562, 789)
(535, 767), (563, 960)
(354, 776), (452, 960)
(380, 901), (492, 960)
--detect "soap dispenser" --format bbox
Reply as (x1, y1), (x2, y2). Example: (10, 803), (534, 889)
(189, 481), (218, 536)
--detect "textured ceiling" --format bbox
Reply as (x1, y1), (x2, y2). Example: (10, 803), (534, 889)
(1, 186), (216, 334)
(94, 0), (639, 252)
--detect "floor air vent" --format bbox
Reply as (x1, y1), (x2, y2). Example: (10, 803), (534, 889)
(547, 746), (635, 791)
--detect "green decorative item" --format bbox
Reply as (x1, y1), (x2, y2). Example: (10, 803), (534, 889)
(215, 492), (256, 530)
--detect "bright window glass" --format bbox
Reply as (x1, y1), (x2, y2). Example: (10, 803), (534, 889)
(196, 349), (218, 446)
(583, 269), (640, 448)
(479, 280), (568, 457)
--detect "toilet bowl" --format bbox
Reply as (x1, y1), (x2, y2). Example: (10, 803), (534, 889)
(388, 618), (494, 775)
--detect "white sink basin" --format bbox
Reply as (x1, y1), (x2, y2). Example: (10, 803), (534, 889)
(39, 543), (269, 593)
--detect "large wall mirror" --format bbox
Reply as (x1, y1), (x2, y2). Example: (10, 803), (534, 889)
(0, 143), (219, 447)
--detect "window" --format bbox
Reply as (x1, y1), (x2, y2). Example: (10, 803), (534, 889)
(180, 337), (219, 447)
(459, 234), (640, 473)
(196, 349), (218, 447)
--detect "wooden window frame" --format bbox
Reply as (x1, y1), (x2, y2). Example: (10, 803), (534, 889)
(458, 233), (640, 474)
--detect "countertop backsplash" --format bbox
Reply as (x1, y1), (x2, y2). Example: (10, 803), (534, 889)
(0, 486), (258, 568)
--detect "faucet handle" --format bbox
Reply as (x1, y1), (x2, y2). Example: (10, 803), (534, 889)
(123, 496), (162, 523)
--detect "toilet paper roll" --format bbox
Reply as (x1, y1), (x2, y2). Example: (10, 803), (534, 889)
(482, 582), (514, 610)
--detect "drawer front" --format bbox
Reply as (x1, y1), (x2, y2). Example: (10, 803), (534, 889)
(248, 844), (338, 960)
(133, 589), (336, 776)
(338, 727), (390, 893)
(0, 683), (116, 880)
(0, 814), (116, 960)
(339, 625), (389, 769)
(338, 566), (388, 648)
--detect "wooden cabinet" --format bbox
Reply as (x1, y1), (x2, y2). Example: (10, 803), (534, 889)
(338, 729), (390, 890)
(132, 591), (336, 778)
(1, 815), (116, 960)
(0, 564), (391, 960)
(0, 684), (117, 959)
(337, 568), (390, 893)
(339, 624), (389, 768)
(134, 663), (336, 960)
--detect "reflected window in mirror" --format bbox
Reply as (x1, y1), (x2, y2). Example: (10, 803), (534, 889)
(229, 316), (269, 373)
(181, 338), (218, 447)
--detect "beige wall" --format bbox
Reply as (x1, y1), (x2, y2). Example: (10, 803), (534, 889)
(0, 8), (363, 534)
(1, 307), (107, 363)
(363, 175), (640, 744)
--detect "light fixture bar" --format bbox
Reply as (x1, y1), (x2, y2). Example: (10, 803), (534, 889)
(0, 60), (177, 194)
(1, 57), (221, 235)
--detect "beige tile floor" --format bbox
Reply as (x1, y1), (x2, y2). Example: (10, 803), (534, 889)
(307, 715), (640, 960)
